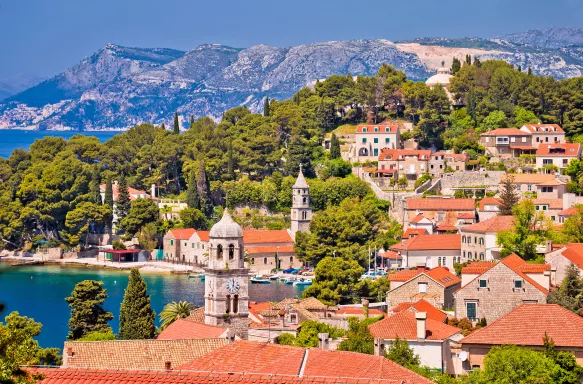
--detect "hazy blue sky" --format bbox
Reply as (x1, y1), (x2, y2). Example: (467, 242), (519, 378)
(1, 0), (582, 79)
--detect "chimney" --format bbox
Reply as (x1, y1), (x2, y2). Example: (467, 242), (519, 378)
(165, 361), (172, 370)
(318, 333), (329, 349)
(151, 184), (156, 199)
(362, 298), (370, 319)
(543, 270), (551, 291)
(415, 312), (427, 340)
(67, 347), (73, 357)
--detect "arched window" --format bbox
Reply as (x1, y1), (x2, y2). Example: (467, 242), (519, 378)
(463, 251), (466, 258)
(264, 257), (268, 264)
(302, 197), (306, 204)
(462, 236), (466, 243)
(217, 244), (223, 260)
(228, 244), (235, 260)
(438, 257), (442, 266)
(290, 256), (293, 264)
(233, 295), (239, 314)
(226, 295), (231, 313)
(302, 211), (307, 220)
(480, 253), (485, 260)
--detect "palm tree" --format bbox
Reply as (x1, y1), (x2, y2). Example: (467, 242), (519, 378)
(159, 301), (195, 330)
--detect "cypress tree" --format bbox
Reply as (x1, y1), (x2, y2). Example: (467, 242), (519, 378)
(329, 133), (341, 159)
(66, 280), (114, 340)
(451, 57), (461, 74)
(173, 112), (180, 134)
(119, 269), (156, 340)
(528, 67), (532, 75)
(90, 173), (102, 205)
(498, 175), (519, 216)
(161, 123), (166, 130)
(517, 65), (522, 72)
(186, 170), (199, 209)
(189, 115), (195, 129)
(115, 175), (131, 223)
(263, 97), (270, 117)
(104, 178), (114, 209)
(227, 139), (235, 180)
(196, 161), (213, 216)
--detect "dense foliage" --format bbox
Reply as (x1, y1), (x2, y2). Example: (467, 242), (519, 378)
(336, 316), (382, 354)
(119, 269), (156, 340)
(274, 321), (345, 347)
(159, 301), (196, 330)
(547, 263), (583, 315)
(65, 280), (114, 340)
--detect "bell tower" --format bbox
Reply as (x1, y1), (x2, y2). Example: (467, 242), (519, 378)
(204, 209), (249, 339)
(290, 166), (312, 239)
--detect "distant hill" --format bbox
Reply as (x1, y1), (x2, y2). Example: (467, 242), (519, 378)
(2, 28), (583, 131)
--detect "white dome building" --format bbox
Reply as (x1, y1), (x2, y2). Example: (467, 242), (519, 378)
(426, 67), (453, 89)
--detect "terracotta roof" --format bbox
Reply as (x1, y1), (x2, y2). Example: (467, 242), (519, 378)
(178, 341), (432, 384)
(197, 231), (210, 241)
(532, 198), (563, 210)
(271, 297), (329, 311)
(379, 149), (431, 160)
(432, 152), (469, 162)
(500, 254), (549, 294)
(391, 299), (448, 323)
(461, 216), (514, 234)
(378, 250), (402, 259)
(243, 229), (293, 244)
(28, 368), (413, 383)
(168, 228), (196, 240)
(402, 228), (428, 239)
(336, 307), (385, 316)
(461, 261), (496, 275)
(560, 243), (583, 269)
(457, 213), (475, 219)
(410, 213), (429, 224)
(369, 311), (460, 341)
(479, 197), (502, 211)
(62, 339), (227, 370)
(245, 245), (295, 254)
(536, 143), (581, 156)
(436, 224), (458, 231)
(509, 173), (559, 184)
(388, 269), (422, 282)
(481, 128), (529, 136)
(425, 267), (461, 287)
(157, 319), (228, 340)
(509, 145), (536, 150)
(461, 304), (583, 347)
(519, 263), (551, 273)
(390, 234), (461, 251)
(559, 207), (578, 216)
(99, 184), (149, 201)
(406, 198), (475, 211)
(521, 124), (564, 133)
(356, 125), (399, 134)
(186, 307), (205, 323)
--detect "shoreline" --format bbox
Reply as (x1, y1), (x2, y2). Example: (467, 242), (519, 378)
(0, 255), (203, 275)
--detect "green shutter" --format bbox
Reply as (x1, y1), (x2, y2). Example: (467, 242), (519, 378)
(466, 302), (477, 319)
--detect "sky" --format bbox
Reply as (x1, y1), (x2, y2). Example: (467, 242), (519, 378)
(1, 0), (583, 80)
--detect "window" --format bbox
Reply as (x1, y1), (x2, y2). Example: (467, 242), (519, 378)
(545, 137), (549, 142)
(192, 243), (194, 248)
(522, 137), (527, 143)
(480, 252), (485, 260)
(462, 236), (466, 243)
(527, 185), (532, 191)
(479, 238), (484, 245)
(362, 138), (367, 143)
(374, 138), (379, 143)
(170, 240), (174, 246)
(226, 295), (231, 313)
(516, 185), (521, 191)
(373, 148), (379, 156)
(479, 279), (487, 288)
(541, 187), (553, 193)
(263, 257), (268, 264)
(229, 244), (235, 259)
(233, 295), (239, 314)
(514, 279), (523, 289)
(385, 138), (391, 143)
(437, 212), (445, 222)
(511, 137), (516, 143)
(543, 205), (547, 211)
(290, 256), (293, 263)
(563, 159), (569, 166)
(217, 244), (223, 259)
(362, 128), (367, 132)
(543, 159), (553, 165)
(374, 127), (378, 132)
(466, 302), (477, 320)
(438, 257), (442, 266)
(536, 137), (540, 142)
(467, 237), (471, 244)
(551, 216), (556, 221)
(418, 283), (428, 294)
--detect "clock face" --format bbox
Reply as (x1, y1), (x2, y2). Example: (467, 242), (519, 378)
(226, 278), (240, 294)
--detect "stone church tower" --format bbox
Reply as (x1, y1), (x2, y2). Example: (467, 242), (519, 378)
(290, 167), (312, 239)
(204, 209), (249, 339)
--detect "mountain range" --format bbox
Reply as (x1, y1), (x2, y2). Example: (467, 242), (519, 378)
(2, 27), (583, 131)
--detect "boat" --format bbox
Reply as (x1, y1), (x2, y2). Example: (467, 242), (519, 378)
(268, 274), (280, 281)
(250, 276), (271, 284)
(282, 277), (297, 285)
(293, 279), (312, 286)
(188, 274), (205, 281)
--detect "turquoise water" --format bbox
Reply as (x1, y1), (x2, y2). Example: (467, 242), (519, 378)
(0, 263), (305, 348)
(0, 130), (121, 158)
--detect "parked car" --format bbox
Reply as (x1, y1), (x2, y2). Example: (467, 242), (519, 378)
(282, 268), (296, 274)
(297, 268), (309, 275)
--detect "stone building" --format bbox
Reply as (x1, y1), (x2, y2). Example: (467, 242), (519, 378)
(355, 124), (400, 162)
(404, 198), (475, 229)
(386, 267), (461, 310)
(460, 216), (514, 262)
(377, 149), (431, 182)
(204, 210), (250, 339)
(429, 152), (469, 178)
(163, 228), (209, 265)
(290, 168), (312, 240)
(545, 243), (583, 286)
(479, 128), (534, 157)
(454, 254), (549, 323)
(520, 124), (565, 148)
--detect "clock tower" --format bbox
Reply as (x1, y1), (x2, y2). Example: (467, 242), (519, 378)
(204, 209), (249, 339)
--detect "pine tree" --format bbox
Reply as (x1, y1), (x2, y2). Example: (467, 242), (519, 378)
(104, 178), (114, 209)
(161, 123), (166, 130)
(473, 57), (482, 68)
(173, 112), (180, 134)
(528, 67), (532, 75)
(263, 97), (270, 117)
(227, 139), (235, 180)
(115, 175), (131, 224)
(451, 57), (461, 74)
(517, 65), (522, 72)
(498, 175), (519, 216)
(186, 170), (199, 209)
(329, 133), (341, 159)
(66, 280), (114, 340)
(90, 173), (102, 205)
(548, 263), (583, 313)
(196, 161), (213, 216)
(119, 269), (155, 340)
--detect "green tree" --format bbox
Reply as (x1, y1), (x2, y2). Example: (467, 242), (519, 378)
(180, 207), (208, 229)
(561, 205), (583, 242)
(329, 133), (341, 159)
(263, 96), (270, 117)
(137, 222), (158, 256)
(275, 321), (345, 347)
(547, 263), (583, 314)
(115, 175), (131, 225)
(497, 199), (549, 260)
(196, 161), (213, 216)
(397, 175), (408, 189)
(76, 330), (117, 341)
(513, 106), (539, 126)
(89, 173), (102, 205)
(0, 312), (62, 383)
(337, 316), (381, 354)
(498, 175), (519, 216)
(119, 269), (156, 340)
(186, 170), (199, 209)
(385, 337), (421, 369)
(65, 280), (113, 340)
(481, 110), (507, 132)
(65, 202), (111, 247)
(119, 198), (159, 239)
(159, 301), (195, 330)
(173, 112), (180, 134)
(451, 57), (461, 74)
(303, 257), (364, 305)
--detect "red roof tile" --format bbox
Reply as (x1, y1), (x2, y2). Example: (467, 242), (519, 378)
(336, 307), (385, 316)
(411, 213), (430, 224)
(561, 243), (583, 269)
(500, 254), (549, 294)
(388, 269), (423, 282)
(245, 245), (295, 254)
(461, 304), (583, 347)
(197, 231), (209, 241)
(402, 228), (428, 239)
(432, 152), (469, 162)
(168, 228), (196, 240)
(406, 198), (475, 211)
(510, 174), (559, 184)
(478, 197), (502, 211)
(243, 229), (293, 244)
(369, 310), (460, 340)
(457, 213), (475, 219)
(390, 234), (461, 251)
(99, 184), (149, 201)
(378, 250), (402, 259)
(461, 261), (496, 275)
(532, 198), (563, 210)
(425, 267), (461, 287)
(509, 145), (536, 150)
(436, 224), (458, 231)
(521, 124), (564, 133)
(461, 216), (514, 234)
(391, 299), (448, 323)
(481, 128), (529, 136)
(356, 124), (399, 134)
(536, 143), (581, 156)
(559, 207), (579, 216)
(157, 319), (228, 340)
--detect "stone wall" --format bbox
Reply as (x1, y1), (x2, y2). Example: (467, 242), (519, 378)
(438, 171), (505, 195)
(387, 274), (458, 310)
